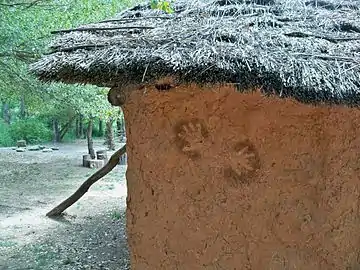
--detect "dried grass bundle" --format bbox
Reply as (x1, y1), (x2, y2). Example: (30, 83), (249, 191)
(30, 0), (360, 105)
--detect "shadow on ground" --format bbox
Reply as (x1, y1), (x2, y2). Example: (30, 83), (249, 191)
(0, 141), (130, 270)
(2, 206), (129, 270)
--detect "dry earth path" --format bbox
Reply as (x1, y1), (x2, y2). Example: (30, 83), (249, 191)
(0, 140), (129, 270)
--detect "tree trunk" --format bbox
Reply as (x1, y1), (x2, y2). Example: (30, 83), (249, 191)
(87, 119), (95, 159)
(2, 101), (10, 124)
(75, 117), (80, 138)
(83, 127), (87, 139)
(116, 118), (122, 136)
(105, 118), (115, 150)
(1, 101), (3, 122)
(79, 115), (85, 139)
(1, 101), (4, 122)
(117, 116), (126, 142)
(53, 118), (60, 143)
(46, 145), (126, 217)
(20, 95), (26, 119)
(98, 119), (104, 137)
(59, 116), (75, 141)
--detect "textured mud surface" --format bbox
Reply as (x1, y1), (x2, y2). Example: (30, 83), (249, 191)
(0, 140), (129, 270)
(123, 84), (360, 270)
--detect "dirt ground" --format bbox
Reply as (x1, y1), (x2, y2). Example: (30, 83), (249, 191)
(0, 140), (129, 270)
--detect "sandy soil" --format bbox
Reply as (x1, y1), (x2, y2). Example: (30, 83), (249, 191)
(0, 140), (129, 270)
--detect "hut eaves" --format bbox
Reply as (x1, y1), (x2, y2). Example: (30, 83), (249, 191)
(30, 0), (360, 105)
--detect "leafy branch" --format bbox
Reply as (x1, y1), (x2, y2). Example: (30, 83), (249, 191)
(150, 0), (174, 14)
(0, 50), (40, 62)
(0, 0), (46, 9)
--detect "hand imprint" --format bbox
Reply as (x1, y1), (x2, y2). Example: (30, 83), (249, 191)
(178, 121), (206, 153)
(228, 145), (256, 177)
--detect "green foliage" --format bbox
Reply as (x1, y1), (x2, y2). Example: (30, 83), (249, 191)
(0, 0), (135, 143)
(61, 130), (77, 142)
(0, 117), (54, 146)
(110, 210), (122, 220)
(9, 118), (52, 144)
(0, 120), (13, 146)
(150, 0), (174, 13)
(92, 120), (103, 137)
(0, 240), (17, 248)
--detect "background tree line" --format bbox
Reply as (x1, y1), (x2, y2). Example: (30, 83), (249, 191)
(0, 0), (137, 154)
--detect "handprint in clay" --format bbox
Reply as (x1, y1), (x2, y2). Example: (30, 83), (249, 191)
(225, 140), (260, 185)
(176, 120), (210, 157)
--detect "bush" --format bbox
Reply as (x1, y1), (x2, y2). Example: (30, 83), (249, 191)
(0, 120), (14, 147)
(62, 130), (76, 142)
(9, 119), (52, 144)
(92, 119), (104, 137)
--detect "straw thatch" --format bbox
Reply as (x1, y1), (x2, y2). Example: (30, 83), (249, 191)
(30, 0), (360, 105)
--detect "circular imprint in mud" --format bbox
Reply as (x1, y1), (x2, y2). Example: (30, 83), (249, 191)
(224, 139), (260, 186)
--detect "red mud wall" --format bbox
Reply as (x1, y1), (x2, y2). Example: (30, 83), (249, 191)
(122, 84), (360, 270)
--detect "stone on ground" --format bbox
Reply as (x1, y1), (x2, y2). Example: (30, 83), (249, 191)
(96, 150), (108, 163)
(16, 148), (26, 152)
(83, 154), (91, 167)
(89, 159), (104, 169)
(16, 140), (26, 148)
(28, 145), (41, 151)
(42, 148), (53, 153)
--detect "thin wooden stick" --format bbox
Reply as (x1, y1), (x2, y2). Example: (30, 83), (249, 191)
(99, 16), (172, 23)
(48, 44), (109, 54)
(46, 144), (127, 217)
(284, 31), (360, 43)
(51, 26), (154, 34)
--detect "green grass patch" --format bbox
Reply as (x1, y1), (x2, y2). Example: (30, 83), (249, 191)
(0, 240), (17, 248)
(110, 210), (122, 220)
(9, 118), (52, 144)
(0, 120), (14, 146)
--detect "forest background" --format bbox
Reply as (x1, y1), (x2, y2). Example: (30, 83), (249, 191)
(0, 0), (150, 151)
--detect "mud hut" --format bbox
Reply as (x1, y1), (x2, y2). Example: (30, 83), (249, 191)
(31, 0), (360, 268)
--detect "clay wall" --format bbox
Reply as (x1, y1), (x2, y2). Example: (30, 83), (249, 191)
(122, 84), (360, 269)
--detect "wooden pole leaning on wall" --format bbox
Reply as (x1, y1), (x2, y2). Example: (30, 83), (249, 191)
(46, 144), (127, 217)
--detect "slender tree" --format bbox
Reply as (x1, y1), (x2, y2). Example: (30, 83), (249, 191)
(105, 118), (115, 150)
(19, 95), (26, 119)
(53, 118), (60, 143)
(98, 119), (104, 137)
(1, 101), (10, 124)
(46, 145), (127, 217)
(87, 118), (95, 159)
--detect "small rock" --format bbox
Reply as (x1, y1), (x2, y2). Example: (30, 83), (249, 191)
(28, 145), (41, 151)
(16, 148), (26, 152)
(39, 145), (46, 150)
(11, 147), (17, 150)
(16, 140), (27, 148)
(89, 159), (104, 169)
(51, 147), (59, 151)
(42, 148), (53, 153)
(62, 257), (73, 265)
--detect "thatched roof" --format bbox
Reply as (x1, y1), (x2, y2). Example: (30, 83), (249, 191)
(31, 0), (360, 105)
